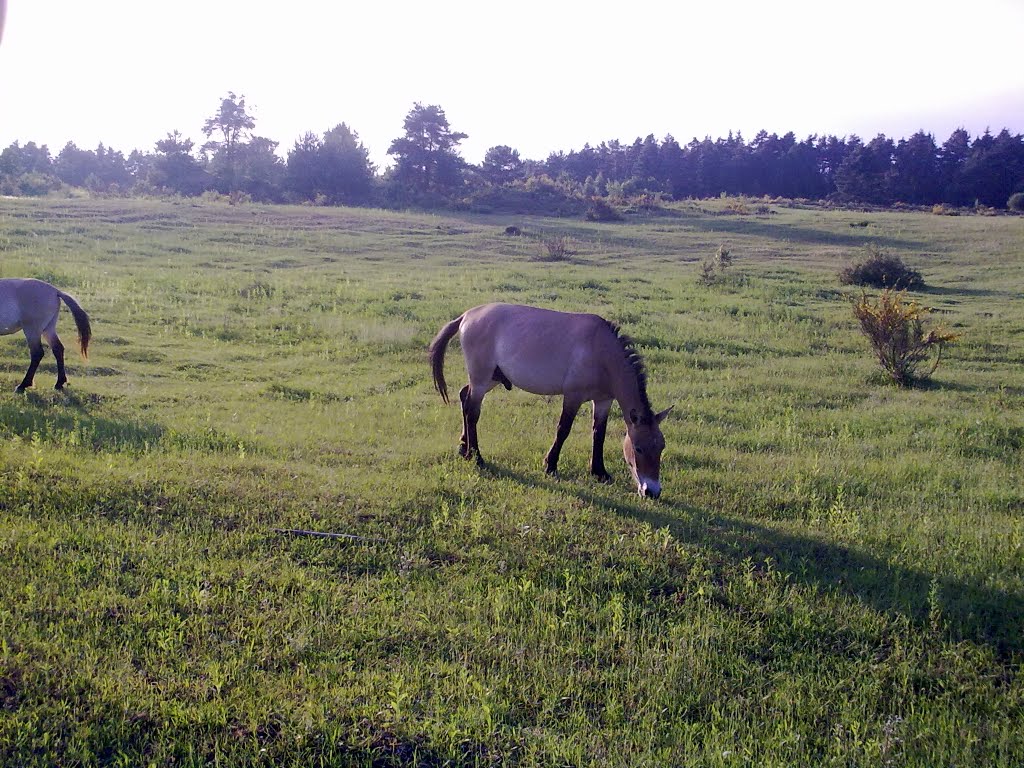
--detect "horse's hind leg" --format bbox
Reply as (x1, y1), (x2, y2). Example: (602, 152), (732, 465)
(458, 385), (471, 458)
(46, 331), (67, 389)
(16, 335), (44, 393)
(459, 384), (488, 466)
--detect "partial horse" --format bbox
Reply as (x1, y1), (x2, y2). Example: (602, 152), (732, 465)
(0, 278), (92, 392)
(429, 303), (671, 498)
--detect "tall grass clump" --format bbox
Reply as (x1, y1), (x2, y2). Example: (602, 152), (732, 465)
(852, 289), (959, 386)
(840, 246), (924, 290)
(533, 235), (574, 262)
(698, 244), (734, 286)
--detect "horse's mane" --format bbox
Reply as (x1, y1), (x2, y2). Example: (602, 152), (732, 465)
(603, 319), (653, 419)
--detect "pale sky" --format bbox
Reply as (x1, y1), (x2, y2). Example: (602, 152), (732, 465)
(1, 0), (1022, 170)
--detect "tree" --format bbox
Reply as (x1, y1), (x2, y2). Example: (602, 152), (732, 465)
(835, 134), (896, 205)
(54, 142), (97, 187)
(319, 124), (375, 203)
(480, 145), (523, 186)
(892, 131), (941, 204)
(286, 124), (375, 204)
(629, 134), (663, 190)
(233, 136), (285, 202)
(959, 129), (1024, 207)
(939, 128), (972, 205)
(387, 103), (467, 194)
(202, 92), (256, 193)
(0, 141), (58, 196)
(150, 131), (210, 196)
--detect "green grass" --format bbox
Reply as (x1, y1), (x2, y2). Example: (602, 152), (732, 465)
(0, 197), (1022, 766)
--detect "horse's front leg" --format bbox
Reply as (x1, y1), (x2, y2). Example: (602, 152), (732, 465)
(590, 399), (613, 483)
(544, 398), (582, 476)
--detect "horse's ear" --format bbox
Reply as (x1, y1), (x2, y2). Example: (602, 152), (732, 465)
(629, 408), (640, 425)
(655, 405), (674, 424)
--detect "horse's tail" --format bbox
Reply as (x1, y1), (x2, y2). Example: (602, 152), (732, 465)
(428, 314), (464, 404)
(57, 291), (92, 360)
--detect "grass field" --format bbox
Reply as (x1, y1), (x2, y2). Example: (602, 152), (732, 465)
(0, 197), (1022, 766)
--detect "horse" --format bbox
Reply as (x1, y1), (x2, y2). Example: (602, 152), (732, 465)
(0, 278), (92, 392)
(429, 303), (671, 498)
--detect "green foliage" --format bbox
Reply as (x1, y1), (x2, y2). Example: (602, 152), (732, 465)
(6, 172), (61, 196)
(1008, 191), (1024, 212)
(852, 289), (960, 385)
(840, 246), (925, 290)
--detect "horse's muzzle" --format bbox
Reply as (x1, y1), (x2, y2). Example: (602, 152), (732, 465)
(639, 480), (661, 499)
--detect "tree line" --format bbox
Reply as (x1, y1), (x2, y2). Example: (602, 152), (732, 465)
(2, 94), (1022, 212)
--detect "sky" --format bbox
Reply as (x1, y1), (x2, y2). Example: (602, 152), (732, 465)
(1, 0), (1022, 170)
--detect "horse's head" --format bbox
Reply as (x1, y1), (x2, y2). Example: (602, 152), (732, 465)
(623, 406), (672, 499)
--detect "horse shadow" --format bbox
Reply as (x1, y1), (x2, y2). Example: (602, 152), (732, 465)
(483, 462), (1023, 659)
(0, 391), (163, 452)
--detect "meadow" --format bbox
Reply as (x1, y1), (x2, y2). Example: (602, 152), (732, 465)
(0, 196), (1021, 766)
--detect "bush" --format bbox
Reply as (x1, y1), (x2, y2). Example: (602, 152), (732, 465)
(14, 172), (61, 197)
(1008, 192), (1024, 212)
(698, 245), (735, 286)
(840, 247), (924, 290)
(532, 235), (574, 262)
(852, 290), (959, 386)
(585, 197), (622, 222)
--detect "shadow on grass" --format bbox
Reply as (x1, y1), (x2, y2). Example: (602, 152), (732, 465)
(0, 392), (164, 451)
(444, 208), (929, 257)
(922, 284), (1014, 299)
(484, 461), (1024, 659)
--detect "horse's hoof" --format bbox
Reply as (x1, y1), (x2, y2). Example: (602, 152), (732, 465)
(544, 465), (558, 477)
(593, 472), (614, 485)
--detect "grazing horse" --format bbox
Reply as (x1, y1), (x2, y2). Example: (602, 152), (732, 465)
(0, 278), (92, 392)
(429, 303), (671, 498)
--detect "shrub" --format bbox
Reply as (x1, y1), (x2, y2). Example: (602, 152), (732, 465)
(932, 203), (960, 216)
(840, 247), (924, 290)
(852, 290), (959, 386)
(15, 172), (61, 197)
(532, 235), (573, 262)
(585, 197), (622, 222)
(1008, 192), (1024, 212)
(698, 245), (734, 286)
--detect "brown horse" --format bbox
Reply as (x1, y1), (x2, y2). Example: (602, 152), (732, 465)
(429, 303), (671, 498)
(0, 278), (92, 392)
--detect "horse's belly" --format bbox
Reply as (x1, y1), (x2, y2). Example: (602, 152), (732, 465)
(0, 305), (22, 335)
(504, 365), (566, 396)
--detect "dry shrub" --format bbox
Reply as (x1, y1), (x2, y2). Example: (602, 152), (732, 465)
(852, 290), (960, 386)
(532, 235), (573, 262)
